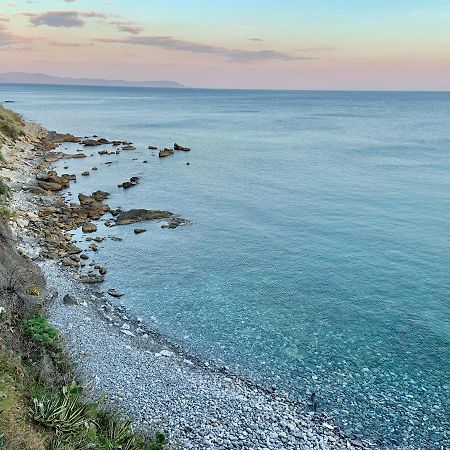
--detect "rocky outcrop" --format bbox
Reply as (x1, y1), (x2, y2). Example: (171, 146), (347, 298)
(62, 153), (87, 159)
(174, 143), (190, 151)
(82, 222), (97, 233)
(115, 209), (172, 225)
(159, 148), (174, 158)
(82, 138), (110, 146)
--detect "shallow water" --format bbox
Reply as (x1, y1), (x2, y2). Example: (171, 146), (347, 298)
(2, 84), (450, 448)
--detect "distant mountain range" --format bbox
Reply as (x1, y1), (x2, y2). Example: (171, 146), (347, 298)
(0, 72), (187, 89)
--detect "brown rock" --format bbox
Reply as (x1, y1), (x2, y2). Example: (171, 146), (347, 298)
(81, 171), (90, 176)
(115, 209), (172, 225)
(82, 222), (97, 233)
(38, 181), (64, 191)
(174, 143), (190, 151)
(159, 148), (174, 158)
(63, 153), (87, 159)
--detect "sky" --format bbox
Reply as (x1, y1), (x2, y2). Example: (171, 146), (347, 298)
(0, 0), (449, 90)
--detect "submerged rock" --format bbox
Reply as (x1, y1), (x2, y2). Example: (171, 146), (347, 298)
(108, 288), (124, 298)
(62, 153), (87, 159)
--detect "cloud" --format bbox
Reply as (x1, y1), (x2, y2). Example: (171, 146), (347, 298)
(26, 10), (107, 28)
(110, 21), (143, 34)
(47, 39), (83, 47)
(95, 35), (312, 63)
(0, 22), (30, 47)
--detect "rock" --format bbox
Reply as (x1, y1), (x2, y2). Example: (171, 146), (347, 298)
(91, 190), (110, 202)
(39, 353), (62, 387)
(148, 145), (157, 149)
(63, 294), (80, 305)
(121, 181), (136, 189)
(121, 329), (136, 337)
(37, 181), (64, 191)
(161, 217), (189, 229)
(66, 244), (82, 255)
(108, 289), (124, 298)
(92, 167), (98, 171)
(93, 236), (104, 242)
(82, 222), (97, 233)
(143, 160), (148, 163)
(186, 162), (190, 165)
(134, 228), (146, 234)
(83, 138), (109, 146)
(159, 148), (174, 158)
(115, 209), (172, 225)
(98, 150), (109, 155)
(80, 274), (104, 284)
(155, 350), (174, 357)
(61, 257), (78, 267)
(98, 267), (107, 275)
(62, 153), (87, 159)
(44, 152), (64, 163)
(130, 176), (139, 183)
(80, 254), (89, 260)
(89, 243), (98, 252)
(24, 186), (48, 195)
(174, 143), (190, 151)
(81, 171), (90, 176)
(122, 145), (136, 150)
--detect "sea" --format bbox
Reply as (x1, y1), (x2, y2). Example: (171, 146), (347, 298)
(1, 84), (449, 449)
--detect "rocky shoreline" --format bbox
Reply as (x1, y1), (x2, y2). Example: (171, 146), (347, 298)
(3, 115), (372, 449)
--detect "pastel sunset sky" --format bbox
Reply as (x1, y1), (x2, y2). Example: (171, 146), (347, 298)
(0, 0), (449, 90)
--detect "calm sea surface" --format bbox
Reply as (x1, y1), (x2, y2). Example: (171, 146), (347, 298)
(2, 84), (449, 449)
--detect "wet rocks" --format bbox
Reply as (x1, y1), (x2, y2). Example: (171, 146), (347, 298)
(82, 222), (97, 233)
(81, 171), (90, 176)
(83, 138), (110, 146)
(62, 153), (87, 159)
(44, 152), (64, 163)
(37, 181), (64, 191)
(118, 177), (140, 189)
(122, 145), (136, 151)
(91, 190), (110, 202)
(159, 148), (174, 158)
(161, 217), (190, 229)
(115, 209), (172, 225)
(108, 288), (124, 298)
(148, 145), (157, 149)
(134, 228), (146, 234)
(174, 143), (190, 152)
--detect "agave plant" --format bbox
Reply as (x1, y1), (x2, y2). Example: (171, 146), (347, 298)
(96, 413), (142, 450)
(31, 382), (93, 433)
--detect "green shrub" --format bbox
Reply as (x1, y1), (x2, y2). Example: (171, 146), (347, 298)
(23, 314), (60, 351)
(0, 180), (10, 201)
(0, 105), (24, 141)
(0, 206), (16, 219)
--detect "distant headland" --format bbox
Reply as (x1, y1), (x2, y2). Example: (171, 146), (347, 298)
(0, 72), (188, 89)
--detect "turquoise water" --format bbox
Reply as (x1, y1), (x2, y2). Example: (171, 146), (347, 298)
(2, 85), (449, 448)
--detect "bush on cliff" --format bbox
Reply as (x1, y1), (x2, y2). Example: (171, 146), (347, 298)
(0, 105), (24, 141)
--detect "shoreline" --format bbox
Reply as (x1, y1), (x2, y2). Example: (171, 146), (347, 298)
(3, 111), (371, 449)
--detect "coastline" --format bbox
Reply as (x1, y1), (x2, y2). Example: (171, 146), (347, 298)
(1, 108), (371, 449)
